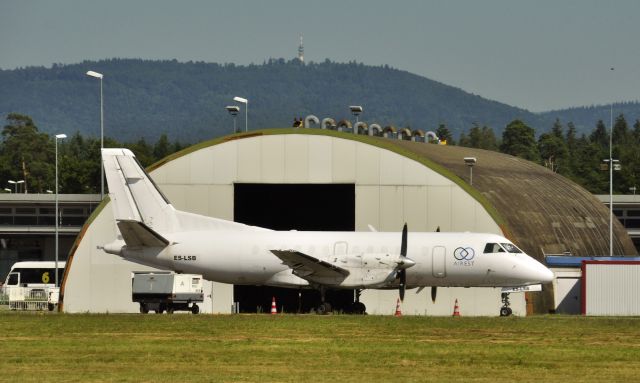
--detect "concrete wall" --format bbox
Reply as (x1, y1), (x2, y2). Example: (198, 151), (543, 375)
(63, 133), (523, 315)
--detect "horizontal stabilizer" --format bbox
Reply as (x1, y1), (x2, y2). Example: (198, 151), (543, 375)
(270, 250), (349, 279)
(117, 220), (170, 248)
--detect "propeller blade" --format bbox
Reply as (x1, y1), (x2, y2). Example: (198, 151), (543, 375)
(401, 223), (407, 257)
(435, 226), (440, 232)
(431, 286), (437, 303)
(399, 223), (408, 301)
(399, 270), (406, 301)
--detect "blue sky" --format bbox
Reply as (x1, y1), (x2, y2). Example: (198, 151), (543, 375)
(1, 0), (638, 112)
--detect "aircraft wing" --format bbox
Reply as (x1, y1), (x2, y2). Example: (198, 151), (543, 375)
(270, 250), (349, 279)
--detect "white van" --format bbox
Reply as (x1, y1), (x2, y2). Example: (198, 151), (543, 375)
(3, 261), (66, 311)
(4, 261), (66, 287)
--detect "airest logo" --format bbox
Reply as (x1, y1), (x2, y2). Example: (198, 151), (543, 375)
(453, 247), (475, 266)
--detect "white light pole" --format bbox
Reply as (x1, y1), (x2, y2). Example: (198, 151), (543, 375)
(8, 180), (24, 194)
(608, 67), (615, 257)
(86, 70), (104, 198)
(603, 158), (619, 257)
(233, 96), (248, 132)
(55, 133), (67, 288)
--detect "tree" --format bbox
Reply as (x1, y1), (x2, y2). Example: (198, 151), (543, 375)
(435, 124), (453, 145)
(551, 118), (564, 139)
(589, 120), (608, 149)
(126, 138), (154, 167)
(465, 124), (497, 150)
(538, 132), (567, 172)
(153, 134), (170, 160)
(499, 120), (539, 161)
(612, 114), (629, 145)
(458, 132), (470, 147)
(0, 113), (54, 193)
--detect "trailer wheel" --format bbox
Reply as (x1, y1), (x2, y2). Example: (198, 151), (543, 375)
(191, 304), (199, 314)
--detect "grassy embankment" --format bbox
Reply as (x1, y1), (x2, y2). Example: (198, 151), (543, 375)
(1, 313), (639, 382)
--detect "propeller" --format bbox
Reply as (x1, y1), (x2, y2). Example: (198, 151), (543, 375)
(399, 223), (408, 301)
(430, 226), (440, 303)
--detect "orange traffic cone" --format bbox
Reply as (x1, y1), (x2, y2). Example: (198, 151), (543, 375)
(452, 299), (461, 317)
(394, 298), (402, 317)
(271, 296), (277, 315)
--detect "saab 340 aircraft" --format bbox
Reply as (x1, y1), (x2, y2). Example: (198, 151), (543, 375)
(101, 148), (553, 315)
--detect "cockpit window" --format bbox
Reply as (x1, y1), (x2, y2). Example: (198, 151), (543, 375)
(501, 243), (522, 253)
(483, 243), (505, 253)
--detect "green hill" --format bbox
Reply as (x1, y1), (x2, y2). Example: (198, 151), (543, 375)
(0, 58), (542, 143)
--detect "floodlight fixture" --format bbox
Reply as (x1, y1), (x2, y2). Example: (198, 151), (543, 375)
(463, 157), (477, 185)
(349, 105), (363, 115)
(86, 70), (103, 79)
(225, 105), (240, 116)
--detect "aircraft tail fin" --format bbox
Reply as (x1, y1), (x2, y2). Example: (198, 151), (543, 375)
(102, 148), (179, 234)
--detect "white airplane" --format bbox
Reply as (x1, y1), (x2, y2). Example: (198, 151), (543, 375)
(101, 148), (554, 315)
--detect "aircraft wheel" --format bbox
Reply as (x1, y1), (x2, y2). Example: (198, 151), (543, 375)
(317, 302), (332, 315)
(353, 302), (366, 315)
(191, 304), (200, 314)
(499, 307), (511, 317)
(167, 305), (174, 314)
(140, 304), (149, 314)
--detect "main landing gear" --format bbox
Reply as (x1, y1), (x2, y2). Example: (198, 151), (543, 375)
(351, 289), (366, 315)
(316, 286), (332, 315)
(314, 287), (367, 315)
(500, 293), (513, 317)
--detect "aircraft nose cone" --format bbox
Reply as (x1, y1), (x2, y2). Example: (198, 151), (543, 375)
(538, 265), (555, 283)
(523, 257), (555, 283)
(399, 257), (416, 269)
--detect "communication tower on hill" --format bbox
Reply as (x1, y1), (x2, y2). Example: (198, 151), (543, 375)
(298, 35), (304, 63)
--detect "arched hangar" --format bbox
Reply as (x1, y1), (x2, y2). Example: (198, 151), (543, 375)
(60, 128), (636, 315)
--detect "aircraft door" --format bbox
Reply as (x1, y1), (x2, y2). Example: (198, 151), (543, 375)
(333, 241), (348, 256)
(432, 246), (446, 278)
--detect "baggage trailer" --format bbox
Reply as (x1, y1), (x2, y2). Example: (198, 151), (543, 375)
(132, 272), (204, 314)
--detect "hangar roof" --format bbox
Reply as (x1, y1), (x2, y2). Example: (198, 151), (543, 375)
(149, 128), (636, 262)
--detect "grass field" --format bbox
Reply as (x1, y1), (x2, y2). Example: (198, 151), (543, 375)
(1, 313), (639, 382)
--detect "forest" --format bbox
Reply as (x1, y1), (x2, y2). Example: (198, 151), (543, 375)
(2, 112), (638, 196)
(7, 58), (639, 144)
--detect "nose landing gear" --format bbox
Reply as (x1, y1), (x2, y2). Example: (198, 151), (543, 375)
(500, 293), (513, 317)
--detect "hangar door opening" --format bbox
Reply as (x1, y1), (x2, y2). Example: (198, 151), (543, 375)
(234, 183), (355, 313)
